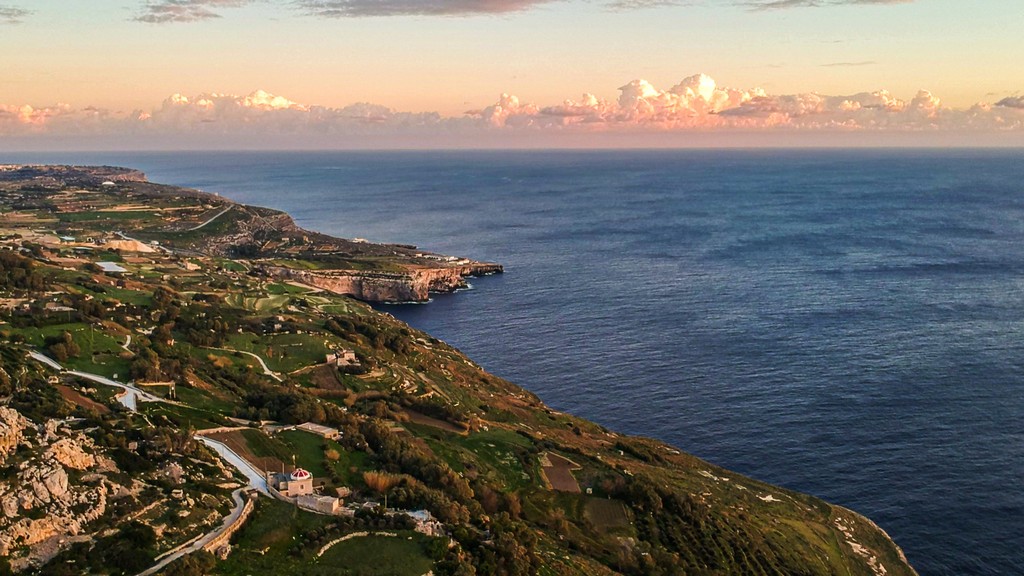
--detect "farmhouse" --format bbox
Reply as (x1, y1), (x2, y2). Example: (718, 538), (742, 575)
(326, 349), (359, 368)
(296, 422), (342, 440)
(297, 494), (344, 515)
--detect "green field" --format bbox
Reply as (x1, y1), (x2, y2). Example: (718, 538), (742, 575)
(143, 402), (228, 431)
(225, 332), (336, 373)
(13, 322), (131, 379)
(423, 428), (535, 490)
(214, 499), (435, 576)
(314, 533), (435, 576)
(278, 430), (334, 478)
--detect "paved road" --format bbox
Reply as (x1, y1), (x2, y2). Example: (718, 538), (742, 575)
(136, 488), (249, 576)
(206, 347), (283, 382)
(27, 350), (63, 371)
(196, 436), (270, 495)
(67, 371), (169, 404)
(29, 350), (255, 576)
(28, 350), (174, 411)
(188, 206), (232, 231)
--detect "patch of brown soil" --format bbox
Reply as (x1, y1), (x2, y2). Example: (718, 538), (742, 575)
(206, 430), (284, 474)
(55, 384), (110, 414)
(541, 452), (582, 493)
(403, 409), (467, 435)
(308, 365), (345, 391)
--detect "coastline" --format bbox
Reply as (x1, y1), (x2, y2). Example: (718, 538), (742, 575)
(0, 162), (917, 573)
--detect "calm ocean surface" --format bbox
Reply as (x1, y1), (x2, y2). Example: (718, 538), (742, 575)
(7, 149), (1023, 575)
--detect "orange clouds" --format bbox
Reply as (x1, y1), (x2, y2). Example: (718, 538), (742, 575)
(2, 75), (1023, 145)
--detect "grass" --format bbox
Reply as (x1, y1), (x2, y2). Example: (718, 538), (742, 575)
(229, 428), (340, 480)
(241, 428), (291, 460)
(265, 282), (312, 295)
(225, 332), (336, 373)
(143, 402), (228, 431)
(215, 498), (332, 575)
(216, 499), (435, 576)
(12, 322), (131, 379)
(223, 293), (290, 312)
(170, 384), (238, 414)
(217, 259), (248, 272)
(58, 210), (160, 223)
(326, 449), (371, 486)
(314, 532), (435, 576)
(422, 428), (536, 491)
(267, 259), (326, 271)
(278, 430), (334, 478)
(584, 498), (631, 535)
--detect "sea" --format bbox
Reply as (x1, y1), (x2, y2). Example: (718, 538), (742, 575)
(5, 149), (1023, 575)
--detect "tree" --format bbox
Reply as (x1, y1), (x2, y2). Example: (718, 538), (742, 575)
(363, 471), (403, 509)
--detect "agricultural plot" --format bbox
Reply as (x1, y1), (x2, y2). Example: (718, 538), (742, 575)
(206, 429), (287, 474)
(584, 498), (631, 534)
(540, 452), (582, 493)
(223, 293), (290, 312)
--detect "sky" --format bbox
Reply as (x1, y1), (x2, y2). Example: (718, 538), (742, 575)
(1, 0), (1023, 148)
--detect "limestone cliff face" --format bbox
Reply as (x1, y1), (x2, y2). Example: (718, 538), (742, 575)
(268, 262), (503, 302)
(0, 410), (116, 564)
(0, 407), (28, 464)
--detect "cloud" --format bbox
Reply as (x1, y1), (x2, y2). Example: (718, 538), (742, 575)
(134, 0), (251, 23)
(129, 0), (914, 23)
(995, 96), (1024, 109)
(0, 5), (30, 24)
(2, 77), (1023, 147)
(821, 61), (876, 67)
(742, 0), (912, 10)
(294, 0), (558, 17)
(606, 0), (686, 9)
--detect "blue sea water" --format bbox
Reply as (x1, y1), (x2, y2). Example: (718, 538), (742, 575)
(6, 149), (1023, 575)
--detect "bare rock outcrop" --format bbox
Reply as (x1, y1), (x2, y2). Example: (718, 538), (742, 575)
(0, 416), (116, 561)
(0, 407), (28, 464)
(269, 261), (503, 302)
(46, 438), (96, 471)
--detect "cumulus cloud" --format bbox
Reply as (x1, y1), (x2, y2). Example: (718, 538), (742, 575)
(995, 96), (1024, 109)
(295, 0), (558, 17)
(2, 77), (1024, 146)
(134, 0), (251, 23)
(0, 5), (29, 24)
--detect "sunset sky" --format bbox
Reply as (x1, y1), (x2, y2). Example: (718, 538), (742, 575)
(1, 0), (1022, 147)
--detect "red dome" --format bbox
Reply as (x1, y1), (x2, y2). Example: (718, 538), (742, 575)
(290, 468), (312, 481)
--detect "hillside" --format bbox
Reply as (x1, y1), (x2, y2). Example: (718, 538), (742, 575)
(0, 165), (916, 576)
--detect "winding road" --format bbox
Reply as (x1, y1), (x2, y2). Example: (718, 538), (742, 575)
(28, 351), (175, 411)
(205, 347), (283, 382)
(196, 435), (270, 495)
(136, 488), (250, 576)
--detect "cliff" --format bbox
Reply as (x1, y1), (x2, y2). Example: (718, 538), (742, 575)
(267, 261), (503, 302)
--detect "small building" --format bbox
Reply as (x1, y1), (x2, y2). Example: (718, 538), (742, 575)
(297, 494), (343, 515)
(326, 349), (359, 368)
(407, 510), (445, 537)
(295, 422), (341, 440)
(96, 261), (127, 274)
(267, 467), (314, 497)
